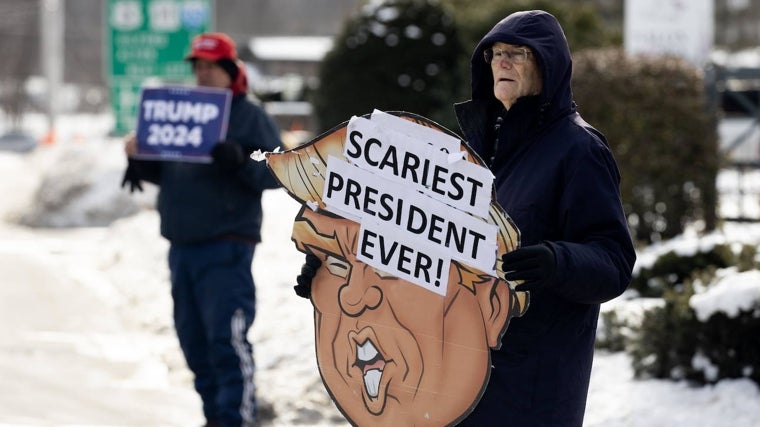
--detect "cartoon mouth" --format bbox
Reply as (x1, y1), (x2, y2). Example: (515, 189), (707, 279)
(354, 339), (386, 398)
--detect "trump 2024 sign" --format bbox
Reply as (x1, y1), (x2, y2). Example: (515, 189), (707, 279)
(135, 86), (231, 162)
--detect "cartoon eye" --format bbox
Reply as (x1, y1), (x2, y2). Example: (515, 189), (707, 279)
(325, 255), (350, 279)
(373, 268), (399, 280)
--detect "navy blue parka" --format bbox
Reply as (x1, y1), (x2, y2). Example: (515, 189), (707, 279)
(455, 11), (636, 426)
(133, 93), (283, 244)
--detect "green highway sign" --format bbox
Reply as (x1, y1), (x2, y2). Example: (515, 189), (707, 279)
(106, 0), (213, 135)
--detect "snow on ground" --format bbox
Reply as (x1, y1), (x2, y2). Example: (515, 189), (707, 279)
(0, 115), (759, 426)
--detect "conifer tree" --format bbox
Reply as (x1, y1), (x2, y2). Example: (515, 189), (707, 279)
(312, 0), (464, 132)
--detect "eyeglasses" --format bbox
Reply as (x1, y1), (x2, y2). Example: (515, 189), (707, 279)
(484, 47), (532, 65)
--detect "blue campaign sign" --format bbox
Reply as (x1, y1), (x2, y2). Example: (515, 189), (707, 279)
(135, 86), (231, 162)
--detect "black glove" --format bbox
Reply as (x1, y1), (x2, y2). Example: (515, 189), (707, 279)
(294, 253), (322, 299)
(501, 244), (556, 292)
(121, 159), (143, 193)
(211, 141), (247, 171)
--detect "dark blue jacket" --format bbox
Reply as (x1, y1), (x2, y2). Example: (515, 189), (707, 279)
(455, 11), (636, 426)
(135, 93), (283, 244)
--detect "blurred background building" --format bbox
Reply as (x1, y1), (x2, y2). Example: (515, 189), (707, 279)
(1, 0), (760, 134)
(0, 0), (365, 133)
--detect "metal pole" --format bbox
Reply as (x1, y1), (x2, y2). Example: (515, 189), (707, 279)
(40, 0), (64, 143)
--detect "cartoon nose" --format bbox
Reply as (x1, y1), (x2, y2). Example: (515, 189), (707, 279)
(338, 265), (382, 316)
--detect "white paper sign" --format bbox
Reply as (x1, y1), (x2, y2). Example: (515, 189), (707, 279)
(344, 116), (494, 218)
(321, 111), (500, 295)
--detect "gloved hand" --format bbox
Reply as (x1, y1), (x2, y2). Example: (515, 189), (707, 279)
(211, 141), (246, 171)
(501, 243), (556, 292)
(294, 253), (322, 299)
(121, 159), (143, 193)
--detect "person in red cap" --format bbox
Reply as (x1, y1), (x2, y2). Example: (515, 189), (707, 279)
(122, 32), (284, 427)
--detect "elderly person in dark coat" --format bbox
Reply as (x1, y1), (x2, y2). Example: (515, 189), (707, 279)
(454, 10), (636, 427)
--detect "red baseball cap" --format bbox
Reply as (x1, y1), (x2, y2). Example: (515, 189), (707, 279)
(185, 32), (238, 62)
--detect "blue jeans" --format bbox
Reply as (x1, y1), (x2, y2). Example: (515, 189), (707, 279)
(169, 240), (257, 427)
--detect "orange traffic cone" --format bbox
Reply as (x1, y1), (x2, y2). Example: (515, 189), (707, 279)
(41, 130), (57, 146)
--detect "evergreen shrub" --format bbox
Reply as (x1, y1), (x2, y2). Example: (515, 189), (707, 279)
(629, 244), (745, 297)
(631, 280), (760, 387)
(572, 48), (720, 244)
(603, 242), (760, 386)
(311, 0), (464, 132)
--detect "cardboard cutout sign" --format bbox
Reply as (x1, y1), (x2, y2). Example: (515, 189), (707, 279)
(266, 111), (528, 427)
(135, 85), (231, 162)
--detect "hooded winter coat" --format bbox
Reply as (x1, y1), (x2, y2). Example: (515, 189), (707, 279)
(455, 11), (636, 426)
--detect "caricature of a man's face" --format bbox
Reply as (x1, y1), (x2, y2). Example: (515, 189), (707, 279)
(294, 207), (515, 427)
